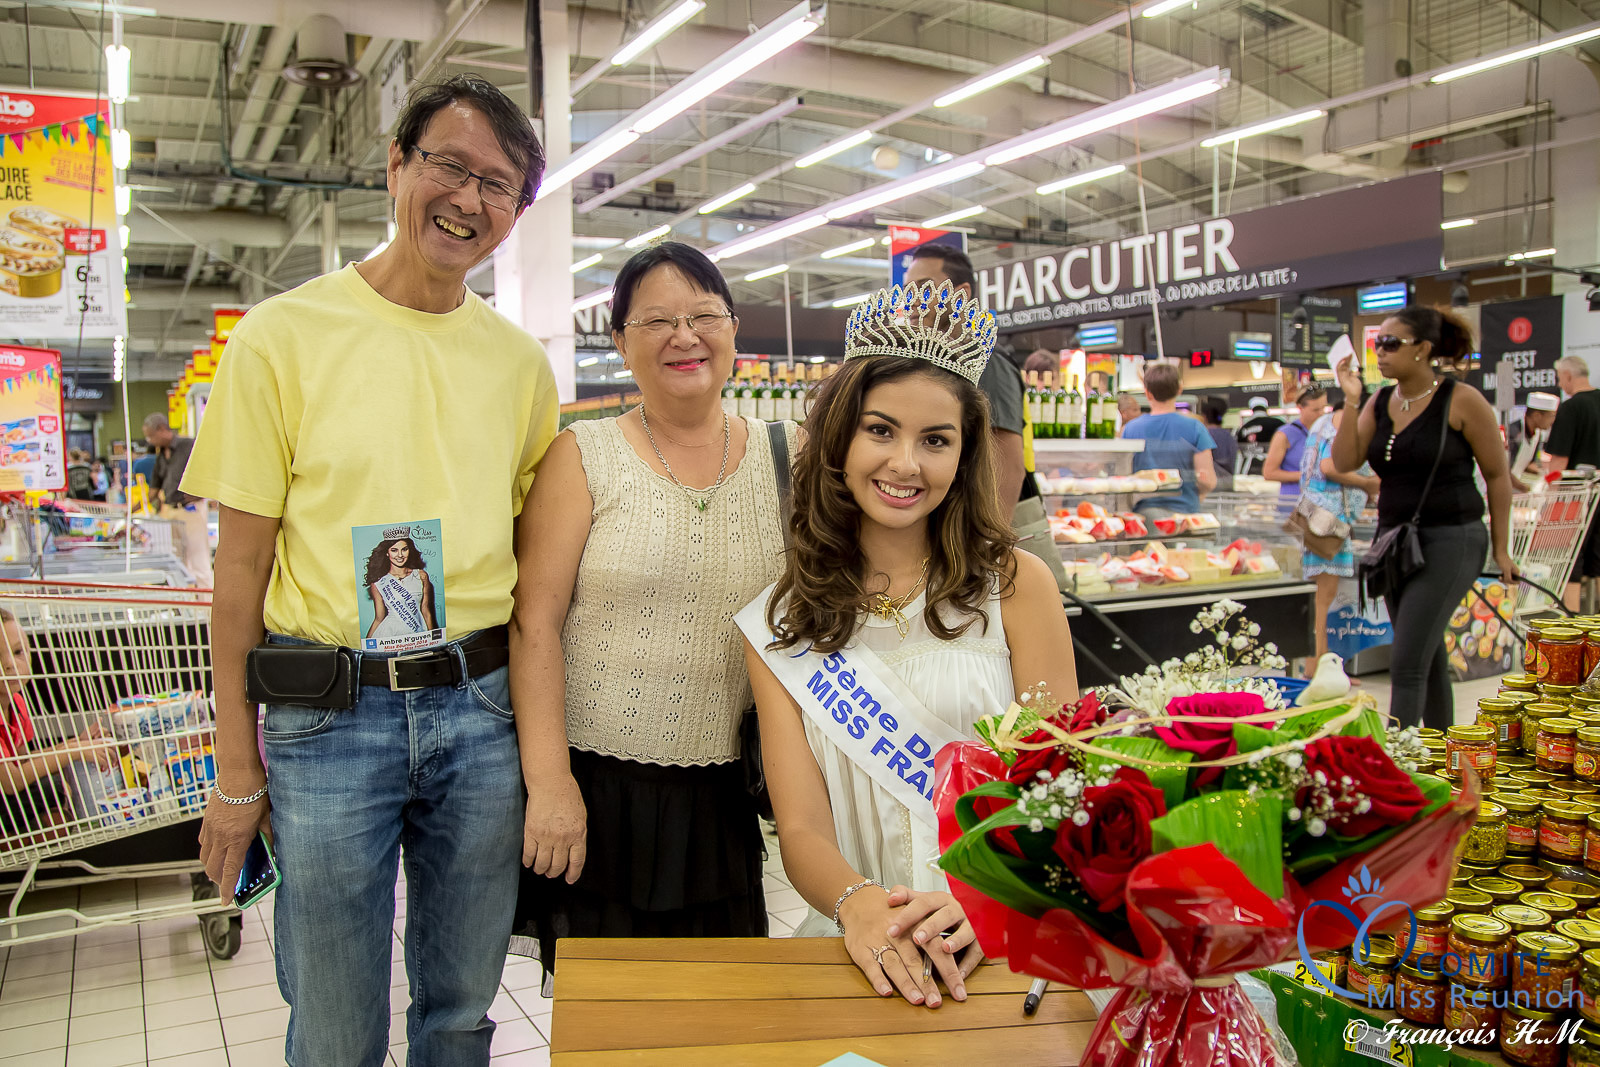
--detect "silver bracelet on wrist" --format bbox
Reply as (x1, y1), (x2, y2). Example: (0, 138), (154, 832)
(832, 879), (884, 933)
(211, 782), (268, 805)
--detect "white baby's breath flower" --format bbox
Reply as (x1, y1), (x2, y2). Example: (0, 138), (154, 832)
(1072, 810), (1091, 826)
(1308, 817), (1327, 837)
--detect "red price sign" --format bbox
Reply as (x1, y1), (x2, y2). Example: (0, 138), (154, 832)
(61, 228), (107, 254)
(1190, 349), (1214, 368)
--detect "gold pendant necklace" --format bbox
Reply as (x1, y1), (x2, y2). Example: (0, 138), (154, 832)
(865, 557), (930, 640)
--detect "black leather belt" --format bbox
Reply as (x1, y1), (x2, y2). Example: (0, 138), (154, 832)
(357, 625), (510, 691)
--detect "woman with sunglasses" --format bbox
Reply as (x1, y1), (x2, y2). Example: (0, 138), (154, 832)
(1333, 305), (1517, 729)
(510, 242), (793, 986)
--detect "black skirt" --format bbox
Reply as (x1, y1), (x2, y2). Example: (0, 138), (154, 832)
(512, 747), (768, 979)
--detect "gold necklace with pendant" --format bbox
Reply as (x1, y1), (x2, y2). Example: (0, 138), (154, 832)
(865, 557), (930, 640)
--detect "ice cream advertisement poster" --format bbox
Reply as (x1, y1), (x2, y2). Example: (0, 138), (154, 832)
(0, 345), (65, 493)
(0, 86), (126, 338)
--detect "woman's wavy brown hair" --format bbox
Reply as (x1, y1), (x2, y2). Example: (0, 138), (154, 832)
(767, 355), (1017, 654)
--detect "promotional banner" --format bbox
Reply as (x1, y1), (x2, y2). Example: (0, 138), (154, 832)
(0, 344), (65, 492)
(979, 173), (1443, 331)
(0, 87), (125, 338)
(888, 225), (963, 288)
(1280, 294), (1352, 369)
(1478, 295), (1563, 404)
(62, 372), (113, 413)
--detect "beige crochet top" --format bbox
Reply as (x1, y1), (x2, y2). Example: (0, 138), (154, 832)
(562, 415), (793, 766)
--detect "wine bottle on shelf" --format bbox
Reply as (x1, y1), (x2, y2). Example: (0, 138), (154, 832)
(756, 363), (775, 421)
(1100, 388), (1118, 439)
(775, 364), (794, 422)
(722, 370), (740, 417)
(738, 367), (758, 420)
(1039, 372), (1058, 439)
(1053, 374), (1070, 439)
(792, 365), (809, 425)
(1083, 381), (1100, 439)
(1025, 372), (1041, 433)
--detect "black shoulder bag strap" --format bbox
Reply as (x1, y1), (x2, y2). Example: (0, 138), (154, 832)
(743, 420), (795, 820)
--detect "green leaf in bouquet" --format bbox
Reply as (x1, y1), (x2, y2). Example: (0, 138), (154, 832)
(974, 706), (1044, 765)
(1232, 722), (1279, 756)
(1082, 735), (1191, 810)
(1285, 772), (1456, 879)
(1150, 790), (1284, 898)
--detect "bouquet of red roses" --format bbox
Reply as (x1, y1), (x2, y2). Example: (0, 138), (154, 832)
(936, 600), (1480, 1067)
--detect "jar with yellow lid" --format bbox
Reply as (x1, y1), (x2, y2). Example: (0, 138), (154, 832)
(1448, 887), (1495, 914)
(1538, 625), (1587, 686)
(1512, 767), (1559, 789)
(1464, 802), (1510, 864)
(1479, 698), (1524, 750)
(1511, 930), (1580, 1005)
(1501, 863), (1554, 890)
(1458, 862), (1501, 883)
(1413, 901), (1455, 959)
(1587, 812), (1600, 874)
(1554, 779), (1600, 797)
(1537, 716), (1582, 773)
(1500, 999), (1566, 1066)
(1396, 959), (1445, 1025)
(1556, 917), (1600, 953)
(1542, 683), (1580, 703)
(1348, 937), (1396, 1002)
(1445, 981), (1501, 1045)
(1582, 950), (1600, 1025)
(1500, 754), (1537, 774)
(1523, 891), (1581, 924)
(1571, 1020), (1600, 1065)
(1527, 624), (1548, 675)
(1548, 879), (1600, 908)
(1495, 794), (1542, 855)
(1450, 913), (1512, 988)
(1469, 876), (1522, 906)
(1523, 704), (1568, 754)
(1493, 903), (1553, 933)
(1523, 789), (1567, 807)
(1503, 672), (1543, 694)
(1580, 728), (1600, 783)
(1541, 801), (1589, 861)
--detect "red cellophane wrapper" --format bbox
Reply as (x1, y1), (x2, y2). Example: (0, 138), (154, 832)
(935, 743), (1482, 1067)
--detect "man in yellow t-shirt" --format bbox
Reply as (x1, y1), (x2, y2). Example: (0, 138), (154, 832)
(181, 76), (558, 1067)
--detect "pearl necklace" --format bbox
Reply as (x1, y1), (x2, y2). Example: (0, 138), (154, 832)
(1383, 381), (1440, 462)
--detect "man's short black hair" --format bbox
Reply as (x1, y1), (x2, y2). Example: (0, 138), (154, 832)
(394, 75), (545, 205)
(909, 243), (976, 292)
(610, 242), (735, 334)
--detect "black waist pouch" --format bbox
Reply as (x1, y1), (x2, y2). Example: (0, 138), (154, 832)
(245, 644), (358, 709)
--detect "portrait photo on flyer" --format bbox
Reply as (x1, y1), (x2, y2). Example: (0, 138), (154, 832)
(353, 519), (447, 653)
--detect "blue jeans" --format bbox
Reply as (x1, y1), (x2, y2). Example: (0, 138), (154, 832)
(263, 634), (523, 1067)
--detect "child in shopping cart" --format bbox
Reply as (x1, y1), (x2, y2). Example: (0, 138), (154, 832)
(0, 607), (119, 842)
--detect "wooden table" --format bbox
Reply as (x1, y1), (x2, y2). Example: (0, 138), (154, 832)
(548, 937), (1098, 1065)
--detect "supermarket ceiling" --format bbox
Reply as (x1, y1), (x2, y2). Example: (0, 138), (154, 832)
(2, 0), (1599, 380)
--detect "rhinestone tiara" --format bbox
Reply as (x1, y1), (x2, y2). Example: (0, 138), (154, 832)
(842, 281), (996, 385)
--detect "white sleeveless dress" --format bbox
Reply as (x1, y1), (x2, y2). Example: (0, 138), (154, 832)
(790, 589), (1014, 938)
(370, 570), (428, 639)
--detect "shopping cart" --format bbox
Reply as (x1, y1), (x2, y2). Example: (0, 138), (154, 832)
(1503, 477), (1600, 620)
(0, 578), (241, 958)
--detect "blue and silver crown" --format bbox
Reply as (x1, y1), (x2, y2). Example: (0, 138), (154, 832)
(843, 281), (997, 385)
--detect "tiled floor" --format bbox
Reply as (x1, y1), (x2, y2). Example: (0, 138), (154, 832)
(0, 671), (1493, 1066)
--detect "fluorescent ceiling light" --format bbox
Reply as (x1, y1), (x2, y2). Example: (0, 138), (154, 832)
(1506, 248), (1558, 262)
(573, 288), (615, 312)
(119, 224), (130, 248)
(625, 224), (673, 248)
(920, 205), (984, 228)
(609, 0), (706, 67)
(934, 54), (1048, 108)
(115, 184), (131, 217)
(825, 161), (987, 220)
(110, 128), (131, 170)
(1440, 218), (1477, 230)
(831, 292), (873, 308)
(614, 369), (634, 379)
(1141, 0), (1195, 16)
(1432, 25), (1600, 84)
(1036, 163), (1127, 195)
(709, 214), (827, 261)
(541, 2), (822, 199)
(744, 264), (790, 281)
(105, 44), (131, 104)
(984, 68), (1226, 166)
(820, 237), (876, 259)
(574, 235), (626, 249)
(698, 182), (758, 214)
(880, 236), (891, 245)
(364, 240), (390, 261)
(809, 355), (826, 362)
(578, 356), (601, 367)
(571, 253), (604, 272)
(1200, 109), (1324, 148)
(795, 130), (872, 169)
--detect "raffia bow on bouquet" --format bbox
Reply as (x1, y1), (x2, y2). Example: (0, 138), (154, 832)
(935, 600), (1481, 1067)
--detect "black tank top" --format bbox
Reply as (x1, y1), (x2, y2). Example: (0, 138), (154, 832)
(1366, 377), (1485, 530)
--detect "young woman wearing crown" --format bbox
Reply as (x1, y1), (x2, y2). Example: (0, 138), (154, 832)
(737, 281), (1078, 1007)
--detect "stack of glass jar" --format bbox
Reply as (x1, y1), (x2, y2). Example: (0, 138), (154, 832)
(1382, 662), (1600, 1062)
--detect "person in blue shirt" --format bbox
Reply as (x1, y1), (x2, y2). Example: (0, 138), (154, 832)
(1262, 385), (1328, 497)
(1122, 363), (1216, 515)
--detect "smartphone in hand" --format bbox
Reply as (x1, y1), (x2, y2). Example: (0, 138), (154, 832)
(234, 832), (280, 909)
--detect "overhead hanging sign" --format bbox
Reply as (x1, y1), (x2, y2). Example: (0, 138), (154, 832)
(1478, 295), (1563, 404)
(1280, 293), (1352, 369)
(0, 344), (65, 492)
(978, 173), (1443, 331)
(0, 87), (126, 339)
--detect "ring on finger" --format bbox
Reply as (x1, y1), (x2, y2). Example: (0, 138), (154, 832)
(871, 944), (892, 966)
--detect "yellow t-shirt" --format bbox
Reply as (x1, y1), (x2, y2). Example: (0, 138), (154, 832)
(181, 264), (559, 648)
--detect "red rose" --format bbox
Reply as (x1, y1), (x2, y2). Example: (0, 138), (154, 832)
(1066, 691), (1107, 734)
(1295, 735), (1429, 838)
(1153, 692), (1270, 786)
(1052, 767), (1167, 910)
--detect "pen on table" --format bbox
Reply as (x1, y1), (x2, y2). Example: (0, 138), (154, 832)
(1023, 978), (1047, 1015)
